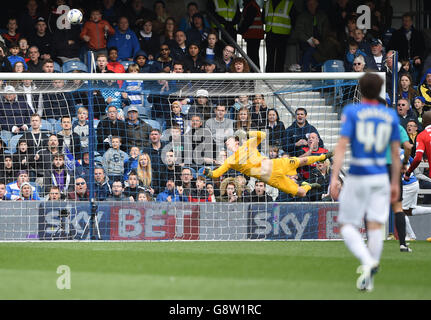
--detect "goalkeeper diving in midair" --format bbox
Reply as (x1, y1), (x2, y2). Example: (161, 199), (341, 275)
(203, 130), (333, 197)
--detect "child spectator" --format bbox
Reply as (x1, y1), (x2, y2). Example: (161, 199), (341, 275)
(133, 50), (161, 73)
(102, 136), (128, 183)
(206, 182), (216, 202)
(136, 153), (153, 191)
(7, 42), (28, 70)
(122, 64), (145, 114)
(124, 170), (148, 201)
(107, 47), (126, 74)
(137, 190), (152, 202)
(80, 8), (115, 57)
(72, 107), (91, 149)
(167, 101), (185, 134)
(193, 175), (208, 202)
(123, 146), (141, 181)
(18, 38), (30, 61)
(234, 106), (255, 132)
(344, 39), (367, 72)
(1, 18), (20, 48)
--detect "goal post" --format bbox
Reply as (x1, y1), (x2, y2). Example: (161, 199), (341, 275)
(0, 71), (384, 241)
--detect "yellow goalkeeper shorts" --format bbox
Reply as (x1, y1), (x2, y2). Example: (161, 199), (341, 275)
(267, 157), (301, 196)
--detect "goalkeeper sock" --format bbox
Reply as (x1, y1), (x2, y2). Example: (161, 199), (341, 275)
(395, 212), (407, 246)
(367, 228), (383, 262)
(305, 155), (326, 165)
(341, 224), (376, 267)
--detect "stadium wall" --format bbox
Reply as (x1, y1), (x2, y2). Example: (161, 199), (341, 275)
(0, 202), (361, 241)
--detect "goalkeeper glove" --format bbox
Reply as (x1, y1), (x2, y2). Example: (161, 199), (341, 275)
(235, 129), (247, 141)
(203, 167), (213, 178)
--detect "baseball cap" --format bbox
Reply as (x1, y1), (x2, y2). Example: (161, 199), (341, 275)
(203, 58), (215, 66)
(36, 17), (46, 24)
(127, 106), (139, 113)
(196, 89), (209, 98)
(4, 85), (16, 93)
(370, 38), (382, 46)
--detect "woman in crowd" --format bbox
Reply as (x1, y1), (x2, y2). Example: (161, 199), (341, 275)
(397, 73), (417, 104)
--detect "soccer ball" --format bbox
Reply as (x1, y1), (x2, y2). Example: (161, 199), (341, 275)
(67, 9), (83, 24)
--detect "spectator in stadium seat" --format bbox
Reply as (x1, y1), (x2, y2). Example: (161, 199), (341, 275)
(155, 150), (182, 194)
(137, 190), (153, 202)
(72, 107), (91, 150)
(125, 106), (152, 150)
(80, 8), (115, 58)
(123, 146), (140, 181)
(206, 182), (217, 202)
(97, 79), (130, 120)
(1, 18), (20, 49)
(298, 132), (328, 180)
(219, 45), (235, 73)
(293, 0), (331, 72)
(167, 100), (186, 133)
(18, 0), (41, 39)
(15, 181), (41, 200)
(200, 31), (224, 63)
(28, 17), (52, 61)
(397, 73), (418, 105)
(159, 17), (177, 50)
(180, 167), (197, 200)
(40, 79), (74, 119)
(412, 96), (428, 130)
(142, 128), (167, 175)
(107, 16), (140, 62)
(155, 43), (174, 73)
(106, 47), (126, 74)
(156, 177), (188, 202)
(12, 139), (36, 179)
(134, 50), (162, 73)
(21, 113), (50, 160)
(0, 182), (7, 201)
(7, 42), (28, 71)
(191, 176), (208, 202)
(185, 13), (210, 48)
(387, 12), (425, 81)
(13, 61), (26, 73)
(26, 46), (43, 72)
(0, 44), (13, 72)
(364, 38), (386, 72)
(93, 166), (112, 201)
(406, 120), (419, 155)
(57, 116), (82, 160)
(202, 57), (222, 73)
(107, 180), (129, 201)
(250, 180), (273, 202)
(171, 30), (188, 62)
(102, 136), (128, 183)
(96, 105), (128, 153)
(6, 170), (40, 200)
(41, 59), (55, 73)
(218, 177), (241, 202)
(0, 155), (16, 186)
(136, 18), (160, 61)
(234, 106), (256, 132)
(187, 89), (214, 121)
(43, 153), (73, 198)
(229, 57), (250, 73)
(205, 104), (234, 159)
(95, 53), (114, 74)
(418, 69), (431, 108)
(352, 28), (372, 57)
(285, 107), (323, 157)
(153, 1), (171, 35)
(0, 85), (32, 134)
(179, 2), (210, 33)
(46, 186), (63, 201)
(266, 108), (286, 150)
(75, 148), (91, 183)
(50, 20), (81, 64)
(397, 98), (418, 130)
(34, 133), (62, 175)
(123, 170), (149, 201)
(17, 79), (42, 115)
(344, 39), (367, 72)
(136, 153), (154, 192)
(183, 41), (204, 73)
(250, 94), (268, 130)
(308, 158), (331, 201)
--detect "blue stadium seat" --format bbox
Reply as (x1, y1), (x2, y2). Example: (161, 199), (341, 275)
(53, 62), (62, 73)
(1, 130), (12, 147)
(322, 59), (345, 100)
(53, 119), (63, 133)
(8, 134), (23, 154)
(40, 120), (54, 132)
(120, 60), (133, 71)
(62, 60), (88, 73)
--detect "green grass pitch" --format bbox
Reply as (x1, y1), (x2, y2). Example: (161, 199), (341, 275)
(0, 240), (430, 300)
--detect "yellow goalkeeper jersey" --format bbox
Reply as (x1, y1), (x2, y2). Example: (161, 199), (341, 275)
(212, 131), (266, 179)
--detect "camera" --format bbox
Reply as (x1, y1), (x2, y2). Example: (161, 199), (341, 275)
(59, 209), (70, 218)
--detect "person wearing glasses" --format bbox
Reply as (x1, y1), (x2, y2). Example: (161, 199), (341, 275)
(397, 98), (418, 130)
(68, 177), (90, 201)
(155, 44), (174, 73)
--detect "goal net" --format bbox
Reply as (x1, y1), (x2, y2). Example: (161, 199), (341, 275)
(0, 72), (381, 241)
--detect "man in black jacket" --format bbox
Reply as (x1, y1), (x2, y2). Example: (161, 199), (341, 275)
(250, 180), (273, 202)
(96, 105), (128, 153)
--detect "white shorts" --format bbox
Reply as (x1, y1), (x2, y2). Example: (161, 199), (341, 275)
(338, 174), (390, 227)
(402, 181), (419, 210)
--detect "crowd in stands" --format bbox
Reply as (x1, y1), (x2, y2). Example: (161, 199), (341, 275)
(0, 0), (430, 203)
